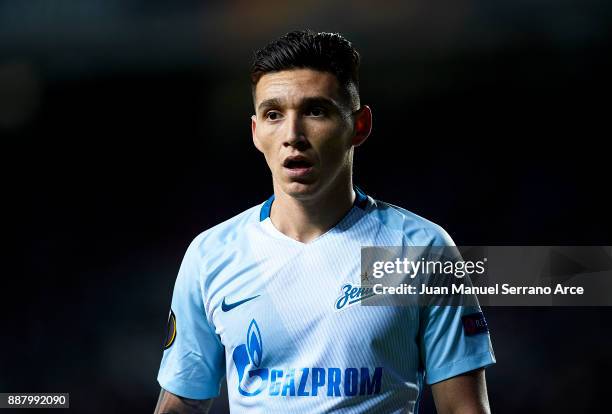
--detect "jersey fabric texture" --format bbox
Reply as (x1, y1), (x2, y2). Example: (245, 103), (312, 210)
(157, 189), (495, 413)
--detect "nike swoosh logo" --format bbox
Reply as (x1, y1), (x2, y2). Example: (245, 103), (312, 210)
(221, 295), (260, 312)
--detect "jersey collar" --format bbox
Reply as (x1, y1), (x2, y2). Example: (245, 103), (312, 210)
(259, 186), (369, 222)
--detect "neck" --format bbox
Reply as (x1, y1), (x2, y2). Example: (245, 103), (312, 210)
(269, 174), (355, 243)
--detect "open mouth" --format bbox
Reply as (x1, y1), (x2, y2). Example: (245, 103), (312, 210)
(284, 158), (313, 169)
(283, 156), (314, 177)
(283, 156), (314, 169)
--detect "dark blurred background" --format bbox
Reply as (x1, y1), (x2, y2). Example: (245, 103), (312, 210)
(1, 0), (611, 413)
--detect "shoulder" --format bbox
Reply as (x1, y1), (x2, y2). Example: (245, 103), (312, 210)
(184, 202), (263, 260)
(367, 198), (456, 247)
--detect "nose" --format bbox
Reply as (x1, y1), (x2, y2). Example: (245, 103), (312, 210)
(283, 112), (308, 150)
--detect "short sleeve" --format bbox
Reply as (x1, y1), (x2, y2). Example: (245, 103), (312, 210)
(157, 237), (225, 399)
(419, 226), (496, 384)
(419, 304), (495, 384)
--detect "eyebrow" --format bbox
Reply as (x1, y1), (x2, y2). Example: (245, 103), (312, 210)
(257, 96), (341, 114)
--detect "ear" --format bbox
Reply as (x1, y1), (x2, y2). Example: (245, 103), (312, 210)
(351, 105), (372, 147)
(251, 114), (263, 153)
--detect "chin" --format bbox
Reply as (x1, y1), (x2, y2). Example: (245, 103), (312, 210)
(281, 180), (321, 199)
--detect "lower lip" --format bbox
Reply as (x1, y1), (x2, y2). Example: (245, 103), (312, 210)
(284, 166), (314, 178)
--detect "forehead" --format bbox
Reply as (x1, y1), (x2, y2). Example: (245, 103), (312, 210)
(254, 68), (341, 107)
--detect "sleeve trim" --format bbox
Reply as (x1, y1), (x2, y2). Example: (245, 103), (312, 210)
(426, 350), (496, 385)
(158, 374), (222, 400)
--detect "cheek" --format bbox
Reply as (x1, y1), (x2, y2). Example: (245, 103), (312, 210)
(255, 128), (274, 155)
(256, 134), (279, 169)
(315, 124), (352, 165)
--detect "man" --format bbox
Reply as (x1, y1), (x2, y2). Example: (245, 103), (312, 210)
(155, 30), (495, 414)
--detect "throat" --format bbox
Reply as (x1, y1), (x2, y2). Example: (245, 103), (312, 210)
(269, 185), (356, 244)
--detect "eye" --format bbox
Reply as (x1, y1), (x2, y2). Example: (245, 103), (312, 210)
(306, 107), (326, 117)
(265, 110), (282, 121)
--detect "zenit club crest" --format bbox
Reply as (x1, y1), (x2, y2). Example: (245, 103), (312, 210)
(163, 309), (177, 350)
(334, 283), (376, 311)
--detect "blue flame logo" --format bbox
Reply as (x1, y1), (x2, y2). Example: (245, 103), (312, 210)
(247, 319), (263, 367)
(232, 319), (268, 396)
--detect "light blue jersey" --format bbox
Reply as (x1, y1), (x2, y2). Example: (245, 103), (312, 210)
(157, 189), (495, 413)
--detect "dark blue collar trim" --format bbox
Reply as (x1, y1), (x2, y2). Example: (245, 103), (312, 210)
(260, 194), (275, 221)
(354, 186), (369, 210)
(259, 186), (369, 221)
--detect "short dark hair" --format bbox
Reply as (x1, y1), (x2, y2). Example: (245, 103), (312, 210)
(250, 30), (361, 111)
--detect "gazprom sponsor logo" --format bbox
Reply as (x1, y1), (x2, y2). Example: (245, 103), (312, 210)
(334, 284), (376, 311)
(232, 319), (383, 397)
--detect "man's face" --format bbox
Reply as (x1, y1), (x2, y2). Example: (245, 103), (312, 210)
(251, 68), (358, 199)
